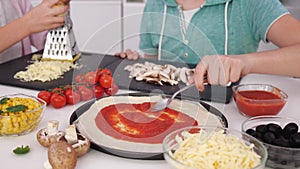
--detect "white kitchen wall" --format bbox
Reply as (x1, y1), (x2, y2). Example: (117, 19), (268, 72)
(123, 2), (145, 51)
(70, 1), (122, 54)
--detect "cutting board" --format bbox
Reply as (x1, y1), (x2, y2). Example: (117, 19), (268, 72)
(106, 58), (239, 104)
(0, 51), (237, 103)
(0, 51), (120, 91)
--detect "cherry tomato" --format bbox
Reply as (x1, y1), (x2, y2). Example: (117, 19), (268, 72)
(85, 71), (98, 85)
(65, 89), (81, 105)
(75, 74), (85, 84)
(50, 92), (59, 100)
(78, 86), (93, 101)
(97, 68), (112, 77)
(50, 93), (67, 108)
(37, 91), (52, 105)
(104, 83), (119, 96)
(76, 85), (86, 91)
(93, 85), (105, 99)
(99, 75), (113, 88)
(64, 84), (73, 90)
(51, 87), (65, 95)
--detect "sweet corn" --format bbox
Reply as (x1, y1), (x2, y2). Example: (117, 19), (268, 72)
(0, 96), (44, 136)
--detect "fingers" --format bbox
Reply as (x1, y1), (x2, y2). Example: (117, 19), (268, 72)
(194, 55), (244, 91)
(229, 62), (242, 83)
(219, 60), (230, 86)
(194, 58), (208, 92)
(48, 22), (65, 29)
(44, 0), (61, 7)
(125, 49), (134, 59)
(120, 53), (127, 58)
(129, 50), (140, 60)
(50, 5), (68, 15)
(115, 49), (140, 60)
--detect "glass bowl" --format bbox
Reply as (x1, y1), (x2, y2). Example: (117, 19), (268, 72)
(242, 115), (300, 169)
(0, 93), (46, 136)
(163, 126), (267, 169)
(232, 84), (288, 117)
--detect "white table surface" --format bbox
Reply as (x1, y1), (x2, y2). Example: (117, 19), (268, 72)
(1, 74), (299, 169)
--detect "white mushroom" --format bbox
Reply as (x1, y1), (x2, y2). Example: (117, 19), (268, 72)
(62, 125), (90, 157)
(37, 120), (65, 147)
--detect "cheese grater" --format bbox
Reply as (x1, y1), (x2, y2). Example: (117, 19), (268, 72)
(42, 12), (81, 62)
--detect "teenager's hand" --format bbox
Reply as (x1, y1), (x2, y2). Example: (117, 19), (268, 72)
(192, 55), (250, 91)
(115, 49), (141, 60)
(23, 0), (69, 34)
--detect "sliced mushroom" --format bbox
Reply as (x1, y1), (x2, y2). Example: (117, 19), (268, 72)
(62, 125), (90, 157)
(48, 141), (77, 169)
(179, 67), (188, 84)
(124, 61), (194, 86)
(142, 70), (160, 78)
(37, 120), (65, 147)
(124, 65), (133, 72)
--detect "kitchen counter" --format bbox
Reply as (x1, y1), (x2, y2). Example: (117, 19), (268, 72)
(0, 74), (300, 169)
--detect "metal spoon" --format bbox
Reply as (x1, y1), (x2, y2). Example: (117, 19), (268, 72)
(150, 84), (196, 112)
(150, 74), (209, 112)
(150, 75), (232, 112)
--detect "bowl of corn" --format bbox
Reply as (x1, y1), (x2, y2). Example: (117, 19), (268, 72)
(0, 93), (46, 136)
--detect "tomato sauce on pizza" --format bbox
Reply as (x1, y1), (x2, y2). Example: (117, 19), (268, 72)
(95, 102), (198, 144)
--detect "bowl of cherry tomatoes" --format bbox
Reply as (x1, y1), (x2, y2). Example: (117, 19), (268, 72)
(37, 68), (119, 109)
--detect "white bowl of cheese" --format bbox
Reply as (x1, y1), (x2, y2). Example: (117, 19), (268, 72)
(162, 126), (267, 169)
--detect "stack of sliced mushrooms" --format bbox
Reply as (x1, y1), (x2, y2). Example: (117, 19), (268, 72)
(124, 61), (194, 86)
(36, 120), (90, 169)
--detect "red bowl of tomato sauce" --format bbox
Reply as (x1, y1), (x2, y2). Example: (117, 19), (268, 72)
(232, 84), (288, 117)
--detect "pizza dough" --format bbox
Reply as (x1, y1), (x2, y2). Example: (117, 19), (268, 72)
(75, 95), (224, 153)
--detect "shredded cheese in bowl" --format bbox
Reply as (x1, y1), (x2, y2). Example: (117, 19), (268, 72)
(163, 126), (267, 169)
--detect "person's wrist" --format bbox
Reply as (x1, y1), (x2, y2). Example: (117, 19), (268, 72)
(19, 15), (34, 35)
(240, 53), (255, 75)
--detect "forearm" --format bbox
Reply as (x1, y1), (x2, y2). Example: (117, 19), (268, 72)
(244, 44), (300, 77)
(0, 17), (31, 53)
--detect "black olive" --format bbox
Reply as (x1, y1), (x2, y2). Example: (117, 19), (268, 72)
(267, 123), (283, 137)
(246, 128), (255, 135)
(262, 132), (276, 144)
(280, 160), (288, 165)
(283, 122), (299, 138)
(256, 125), (268, 134)
(289, 132), (300, 148)
(273, 137), (290, 147)
(249, 131), (262, 140)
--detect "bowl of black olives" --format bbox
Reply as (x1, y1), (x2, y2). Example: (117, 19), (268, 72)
(242, 115), (300, 169)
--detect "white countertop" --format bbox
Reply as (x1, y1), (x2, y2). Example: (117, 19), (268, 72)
(1, 74), (299, 169)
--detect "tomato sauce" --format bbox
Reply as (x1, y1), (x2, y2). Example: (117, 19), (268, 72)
(95, 102), (198, 144)
(233, 90), (286, 117)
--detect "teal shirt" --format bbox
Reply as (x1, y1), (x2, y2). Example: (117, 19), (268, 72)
(139, 0), (288, 64)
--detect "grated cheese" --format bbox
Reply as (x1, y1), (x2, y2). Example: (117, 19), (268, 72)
(14, 60), (78, 82)
(171, 130), (261, 169)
